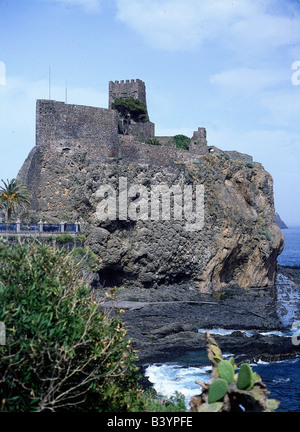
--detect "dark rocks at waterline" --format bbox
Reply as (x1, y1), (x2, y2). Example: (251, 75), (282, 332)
(130, 327), (298, 367)
(279, 265), (300, 283)
(214, 332), (298, 363)
(131, 327), (298, 366)
(98, 279), (298, 365)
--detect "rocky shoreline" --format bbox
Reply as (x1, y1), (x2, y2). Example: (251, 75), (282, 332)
(98, 265), (300, 369)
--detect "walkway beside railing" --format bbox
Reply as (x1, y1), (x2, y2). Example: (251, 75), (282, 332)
(0, 220), (81, 235)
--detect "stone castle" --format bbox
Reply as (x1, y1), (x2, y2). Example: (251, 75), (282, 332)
(34, 78), (252, 163)
(17, 78), (283, 294)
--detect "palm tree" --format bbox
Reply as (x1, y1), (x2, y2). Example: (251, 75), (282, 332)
(0, 179), (31, 223)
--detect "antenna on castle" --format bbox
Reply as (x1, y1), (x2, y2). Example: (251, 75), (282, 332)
(48, 66), (51, 100)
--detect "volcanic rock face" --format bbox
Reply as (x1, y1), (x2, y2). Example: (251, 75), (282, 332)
(18, 143), (283, 293)
(18, 99), (284, 293)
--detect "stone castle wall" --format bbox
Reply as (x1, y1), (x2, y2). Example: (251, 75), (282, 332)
(28, 81), (253, 189)
(36, 100), (119, 147)
(34, 99), (252, 170)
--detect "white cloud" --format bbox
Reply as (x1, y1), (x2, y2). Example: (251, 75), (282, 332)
(260, 90), (300, 127)
(210, 67), (300, 127)
(229, 14), (300, 55)
(115, 0), (300, 51)
(210, 67), (288, 96)
(116, 0), (206, 50)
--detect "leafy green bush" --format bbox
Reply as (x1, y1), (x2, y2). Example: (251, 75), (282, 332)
(146, 138), (162, 146)
(56, 233), (74, 244)
(111, 97), (148, 122)
(0, 242), (143, 412)
(173, 135), (190, 150)
(71, 246), (100, 272)
(134, 390), (186, 412)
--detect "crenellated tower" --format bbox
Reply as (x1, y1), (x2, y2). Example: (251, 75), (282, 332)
(108, 79), (154, 139)
(109, 79), (147, 108)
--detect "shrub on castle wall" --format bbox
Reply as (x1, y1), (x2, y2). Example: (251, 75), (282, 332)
(111, 97), (148, 123)
(147, 137), (162, 146)
(173, 135), (190, 150)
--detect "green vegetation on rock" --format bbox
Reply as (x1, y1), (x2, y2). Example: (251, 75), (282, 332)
(0, 241), (190, 412)
(237, 363), (253, 390)
(208, 378), (228, 403)
(146, 137), (162, 146)
(217, 360), (234, 384)
(173, 134), (190, 150)
(112, 97), (148, 123)
(0, 242), (143, 412)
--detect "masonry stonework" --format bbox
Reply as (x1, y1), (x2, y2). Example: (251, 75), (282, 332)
(29, 80), (253, 164)
(109, 79), (147, 108)
(36, 99), (119, 147)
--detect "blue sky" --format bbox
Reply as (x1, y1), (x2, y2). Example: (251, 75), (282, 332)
(0, 0), (300, 225)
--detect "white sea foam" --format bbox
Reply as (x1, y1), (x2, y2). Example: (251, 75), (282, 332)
(256, 359), (270, 365)
(197, 328), (290, 337)
(144, 363), (211, 407)
(198, 328), (253, 336)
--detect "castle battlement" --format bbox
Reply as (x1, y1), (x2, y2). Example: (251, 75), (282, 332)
(109, 79), (147, 109)
(112, 79), (144, 85)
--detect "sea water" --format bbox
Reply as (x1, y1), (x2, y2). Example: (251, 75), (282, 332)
(278, 226), (300, 267)
(145, 226), (300, 412)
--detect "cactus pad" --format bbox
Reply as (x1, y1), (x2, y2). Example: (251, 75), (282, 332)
(237, 363), (253, 389)
(217, 360), (234, 383)
(208, 378), (228, 403)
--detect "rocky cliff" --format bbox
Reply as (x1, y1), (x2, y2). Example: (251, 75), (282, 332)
(17, 99), (284, 293)
(275, 212), (288, 229)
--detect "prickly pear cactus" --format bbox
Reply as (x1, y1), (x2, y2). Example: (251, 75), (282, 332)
(189, 331), (280, 412)
(217, 360), (234, 384)
(237, 363), (253, 390)
(208, 378), (228, 403)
